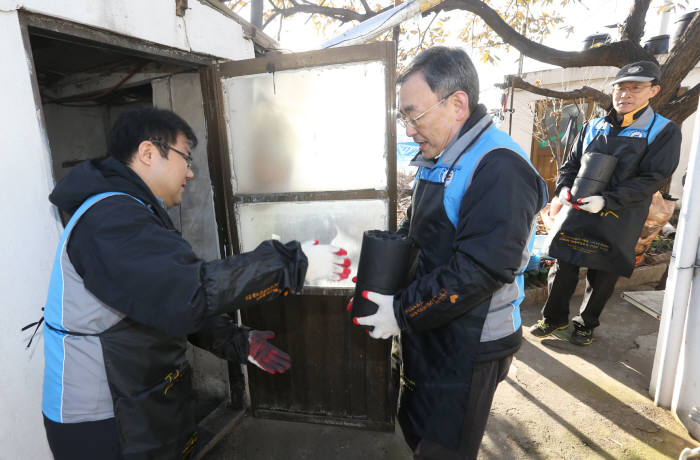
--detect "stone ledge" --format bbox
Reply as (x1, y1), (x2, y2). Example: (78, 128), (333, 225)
(522, 263), (668, 307)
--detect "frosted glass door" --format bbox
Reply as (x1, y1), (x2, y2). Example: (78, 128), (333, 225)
(221, 62), (388, 194)
(217, 42), (396, 292)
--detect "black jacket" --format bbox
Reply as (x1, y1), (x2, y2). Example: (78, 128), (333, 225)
(396, 106), (546, 360)
(556, 107), (681, 209)
(549, 106), (681, 275)
(48, 157), (307, 458)
(392, 107), (546, 448)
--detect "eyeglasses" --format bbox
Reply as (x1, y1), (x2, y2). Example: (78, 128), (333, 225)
(149, 139), (193, 169)
(398, 93), (453, 128)
(612, 83), (653, 94)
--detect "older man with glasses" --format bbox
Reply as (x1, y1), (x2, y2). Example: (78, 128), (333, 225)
(353, 46), (548, 459)
(531, 60), (681, 346)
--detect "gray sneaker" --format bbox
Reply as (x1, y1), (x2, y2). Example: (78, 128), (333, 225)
(529, 319), (569, 338)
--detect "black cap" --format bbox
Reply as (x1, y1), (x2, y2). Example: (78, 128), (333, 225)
(612, 61), (660, 85)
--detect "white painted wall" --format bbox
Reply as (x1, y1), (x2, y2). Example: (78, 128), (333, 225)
(508, 63), (700, 204)
(1, 10), (60, 460)
(1, 2), (256, 458)
(6, 0), (254, 61)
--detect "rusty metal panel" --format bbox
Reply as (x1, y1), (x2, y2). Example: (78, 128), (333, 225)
(244, 295), (393, 430)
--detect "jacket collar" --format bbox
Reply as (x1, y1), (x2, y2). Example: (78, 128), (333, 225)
(606, 104), (653, 129)
(409, 104), (492, 169)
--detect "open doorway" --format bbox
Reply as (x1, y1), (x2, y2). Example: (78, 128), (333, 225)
(27, 24), (229, 425)
(29, 30), (194, 182)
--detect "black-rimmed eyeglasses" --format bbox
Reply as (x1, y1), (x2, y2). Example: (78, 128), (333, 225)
(149, 139), (193, 169)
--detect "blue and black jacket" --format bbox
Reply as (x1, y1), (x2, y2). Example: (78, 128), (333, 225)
(556, 105), (680, 211)
(549, 105), (681, 276)
(43, 157), (308, 458)
(394, 105), (548, 448)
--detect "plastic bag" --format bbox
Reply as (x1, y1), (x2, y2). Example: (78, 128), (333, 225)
(539, 197), (564, 233)
(634, 191), (675, 265)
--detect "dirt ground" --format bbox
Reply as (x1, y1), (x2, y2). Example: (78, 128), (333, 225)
(480, 285), (697, 459)
(203, 286), (699, 460)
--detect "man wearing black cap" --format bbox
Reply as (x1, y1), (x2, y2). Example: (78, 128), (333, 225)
(530, 60), (681, 345)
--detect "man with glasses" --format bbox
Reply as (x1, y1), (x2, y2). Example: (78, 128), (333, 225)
(531, 60), (681, 345)
(41, 107), (349, 459)
(353, 47), (547, 459)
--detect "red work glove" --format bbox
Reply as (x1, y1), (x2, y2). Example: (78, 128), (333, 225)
(576, 195), (605, 213)
(354, 290), (400, 339)
(301, 240), (352, 283)
(558, 187), (573, 208)
(247, 330), (291, 374)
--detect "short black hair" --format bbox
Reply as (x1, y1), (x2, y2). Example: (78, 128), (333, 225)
(398, 46), (479, 113)
(107, 107), (197, 164)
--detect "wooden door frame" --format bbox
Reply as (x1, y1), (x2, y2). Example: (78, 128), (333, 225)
(201, 41), (398, 296)
(200, 42), (398, 430)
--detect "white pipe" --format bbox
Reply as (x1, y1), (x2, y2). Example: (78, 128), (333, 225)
(322, 0), (442, 48)
(672, 242), (700, 440)
(659, 9), (671, 36)
(650, 99), (700, 407)
(679, 446), (700, 460)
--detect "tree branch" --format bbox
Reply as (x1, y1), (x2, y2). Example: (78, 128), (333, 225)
(359, 0), (371, 14)
(417, 13), (439, 51)
(654, 13), (700, 109)
(501, 75), (612, 108)
(269, 2), (376, 23)
(620, 0), (650, 43)
(660, 83), (700, 125)
(434, 0), (652, 68)
(263, 0), (281, 28)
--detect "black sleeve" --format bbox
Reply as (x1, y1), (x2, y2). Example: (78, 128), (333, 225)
(602, 121), (681, 211)
(394, 150), (545, 332)
(188, 314), (250, 363)
(555, 124), (586, 195)
(200, 239), (308, 314)
(69, 196), (307, 338)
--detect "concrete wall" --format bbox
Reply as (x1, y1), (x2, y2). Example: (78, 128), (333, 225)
(43, 103), (151, 183)
(10, 0), (254, 61)
(509, 63), (700, 204)
(1, 2), (255, 458)
(153, 73), (231, 409)
(1, 10), (59, 460)
(44, 104), (110, 183)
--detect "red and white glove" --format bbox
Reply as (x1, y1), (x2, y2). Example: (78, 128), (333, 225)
(576, 195), (605, 213)
(301, 240), (351, 284)
(247, 330), (291, 374)
(558, 187), (573, 208)
(353, 290), (400, 339)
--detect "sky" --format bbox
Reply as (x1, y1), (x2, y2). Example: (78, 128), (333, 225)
(233, 0), (693, 110)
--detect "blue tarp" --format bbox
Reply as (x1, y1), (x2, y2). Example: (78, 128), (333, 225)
(397, 142), (419, 168)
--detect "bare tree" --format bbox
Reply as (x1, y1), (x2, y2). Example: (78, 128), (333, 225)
(224, 0), (699, 124)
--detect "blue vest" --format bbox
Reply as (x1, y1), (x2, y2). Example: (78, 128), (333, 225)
(413, 124), (543, 334)
(43, 192), (144, 422)
(583, 110), (670, 149)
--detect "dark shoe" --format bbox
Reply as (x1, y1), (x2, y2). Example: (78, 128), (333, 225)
(570, 326), (594, 346)
(529, 319), (569, 338)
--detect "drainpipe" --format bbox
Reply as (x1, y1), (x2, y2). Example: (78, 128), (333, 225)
(322, 0), (442, 48)
(650, 98), (700, 440)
